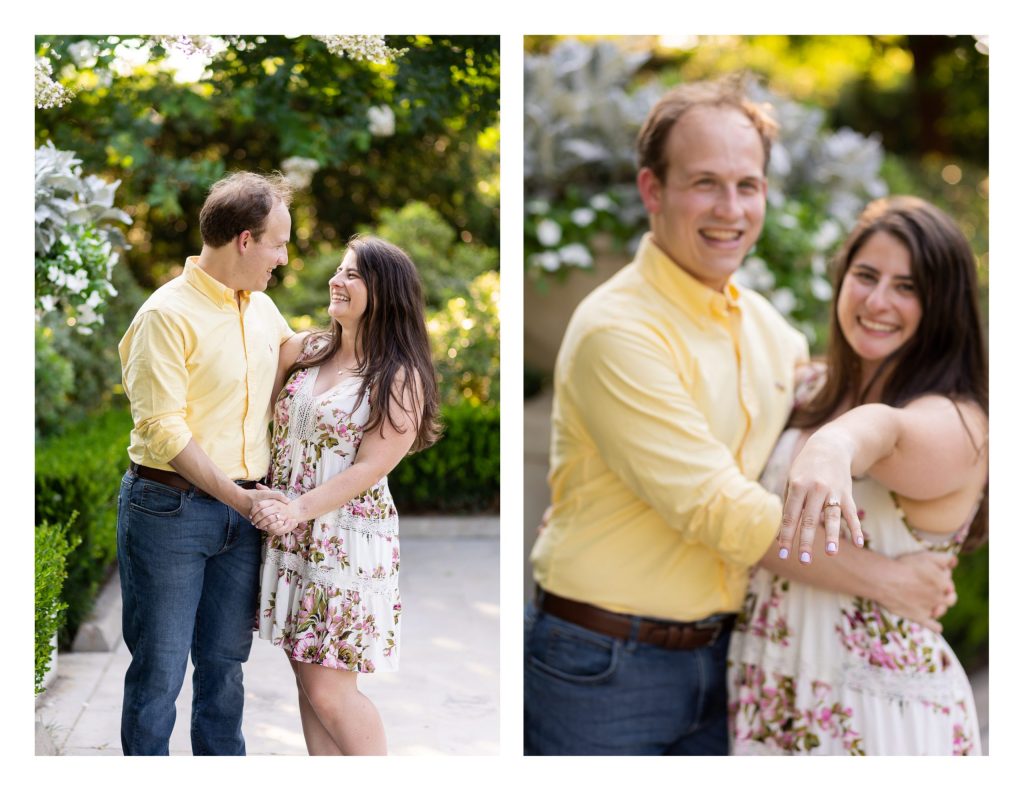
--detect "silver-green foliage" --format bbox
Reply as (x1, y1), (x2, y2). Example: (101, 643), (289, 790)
(35, 141), (131, 330)
(524, 40), (889, 345)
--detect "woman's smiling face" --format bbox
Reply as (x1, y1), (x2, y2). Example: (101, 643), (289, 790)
(327, 248), (368, 326)
(837, 230), (923, 372)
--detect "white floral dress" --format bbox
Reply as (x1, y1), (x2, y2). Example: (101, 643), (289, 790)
(727, 428), (980, 755)
(257, 354), (400, 673)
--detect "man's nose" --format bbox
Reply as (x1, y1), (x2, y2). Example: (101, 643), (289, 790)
(712, 186), (742, 219)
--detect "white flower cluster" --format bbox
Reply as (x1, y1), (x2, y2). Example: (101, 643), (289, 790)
(312, 35), (407, 64)
(281, 156), (321, 189)
(35, 57), (73, 110)
(367, 105), (396, 137)
(153, 35), (217, 58)
(67, 39), (99, 68)
(529, 216), (595, 273)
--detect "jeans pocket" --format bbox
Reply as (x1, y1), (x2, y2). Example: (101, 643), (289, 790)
(526, 619), (620, 685)
(129, 481), (186, 517)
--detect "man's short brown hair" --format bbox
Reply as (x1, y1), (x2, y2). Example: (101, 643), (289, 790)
(636, 76), (779, 183)
(199, 171), (294, 248)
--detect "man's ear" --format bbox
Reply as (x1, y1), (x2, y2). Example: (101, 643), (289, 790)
(236, 229), (252, 254)
(637, 167), (662, 215)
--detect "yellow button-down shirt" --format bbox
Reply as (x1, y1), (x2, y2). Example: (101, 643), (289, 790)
(532, 234), (808, 621)
(119, 258), (294, 480)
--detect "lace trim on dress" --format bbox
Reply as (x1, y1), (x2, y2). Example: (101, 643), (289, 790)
(287, 368), (321, 443)
(329, 511), (399, 538)
(839, 656), (961, 702)
(265, 547), (399, 595)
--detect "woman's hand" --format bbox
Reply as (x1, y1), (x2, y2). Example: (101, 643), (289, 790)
(249, 484), (301, 535)
(777, 431), (865, 564)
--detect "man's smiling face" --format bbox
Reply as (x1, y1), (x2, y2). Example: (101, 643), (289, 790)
(639, 105), (767, 292)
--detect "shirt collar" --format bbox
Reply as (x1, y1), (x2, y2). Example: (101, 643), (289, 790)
(634, 232), (742, 322)
(184, 257), (249, 308)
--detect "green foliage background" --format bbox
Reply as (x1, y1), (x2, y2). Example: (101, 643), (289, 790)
(34, 35), (500, 651)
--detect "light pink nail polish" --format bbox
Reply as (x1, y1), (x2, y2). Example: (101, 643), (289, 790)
(799, 551), (811, 563)
(778, 548), (789, 560)
(827, 542), (837, 554)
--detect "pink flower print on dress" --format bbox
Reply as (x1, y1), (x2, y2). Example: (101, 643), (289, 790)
(294, 631), (319, 662)
(336, 642), (359, 670)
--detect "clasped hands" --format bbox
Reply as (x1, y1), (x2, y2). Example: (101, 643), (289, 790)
(245, 483), (301, 536)
(777, 433), (865, 564)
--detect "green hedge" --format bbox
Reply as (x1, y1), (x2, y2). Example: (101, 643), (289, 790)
(390, 401), (499, 513)
(942, 544), (988, 673)
(34, 398), (497, 648)
(35, 515), (80, 693)
(35, 405), (132, 647)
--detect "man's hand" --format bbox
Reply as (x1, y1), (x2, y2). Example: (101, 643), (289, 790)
(879, 551), (958, 632)
(248, 484), (299, 535)
(236, 486), (290, 528)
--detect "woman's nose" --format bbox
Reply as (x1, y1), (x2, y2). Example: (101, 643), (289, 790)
(864, 283), (890, 310)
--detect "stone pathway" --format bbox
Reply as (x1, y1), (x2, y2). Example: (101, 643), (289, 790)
(36, 532), (499, 756)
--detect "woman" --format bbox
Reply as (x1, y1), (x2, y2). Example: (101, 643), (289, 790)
(727, 196), (988, 755)
(248, 236), (440, 755)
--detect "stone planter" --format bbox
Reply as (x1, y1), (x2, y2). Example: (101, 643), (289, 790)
(524, 250), (629, 374)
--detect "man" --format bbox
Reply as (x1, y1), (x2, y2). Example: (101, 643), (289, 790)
(117, 172), (295, 755)
(524, 79), (956, 755)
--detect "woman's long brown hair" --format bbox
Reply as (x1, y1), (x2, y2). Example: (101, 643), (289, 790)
(285, 235), (442, 453)
(792, 196), (988, 551)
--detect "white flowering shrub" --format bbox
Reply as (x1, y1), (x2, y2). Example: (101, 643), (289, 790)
(35, 57), (73, 109)
(37, 35), (406, 111)
(311, 35), (407, 64)
(35, 141), (131, 332)
(524, 40), (658, 277)
(524, 40), (891, 346)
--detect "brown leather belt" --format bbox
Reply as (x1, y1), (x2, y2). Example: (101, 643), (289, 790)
(537, 589), (734, 650)
(129, 462), (261, 499)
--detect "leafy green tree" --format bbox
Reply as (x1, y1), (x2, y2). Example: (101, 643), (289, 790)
(35, 35), (499, 290)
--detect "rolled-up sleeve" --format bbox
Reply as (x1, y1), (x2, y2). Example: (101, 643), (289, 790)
(121, 310), (192, 464)
(568, 326), (781, 568)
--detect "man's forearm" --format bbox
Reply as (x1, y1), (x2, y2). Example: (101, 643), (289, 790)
(168, 439), (247, 513)
(758, 528), (899, 604)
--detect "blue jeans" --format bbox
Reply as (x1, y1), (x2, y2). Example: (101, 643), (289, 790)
(116, 470), (262, 755)
(523, 600), (732, 755)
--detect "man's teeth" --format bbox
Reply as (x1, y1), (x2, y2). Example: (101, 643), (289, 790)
(702, 229), (742, 241)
